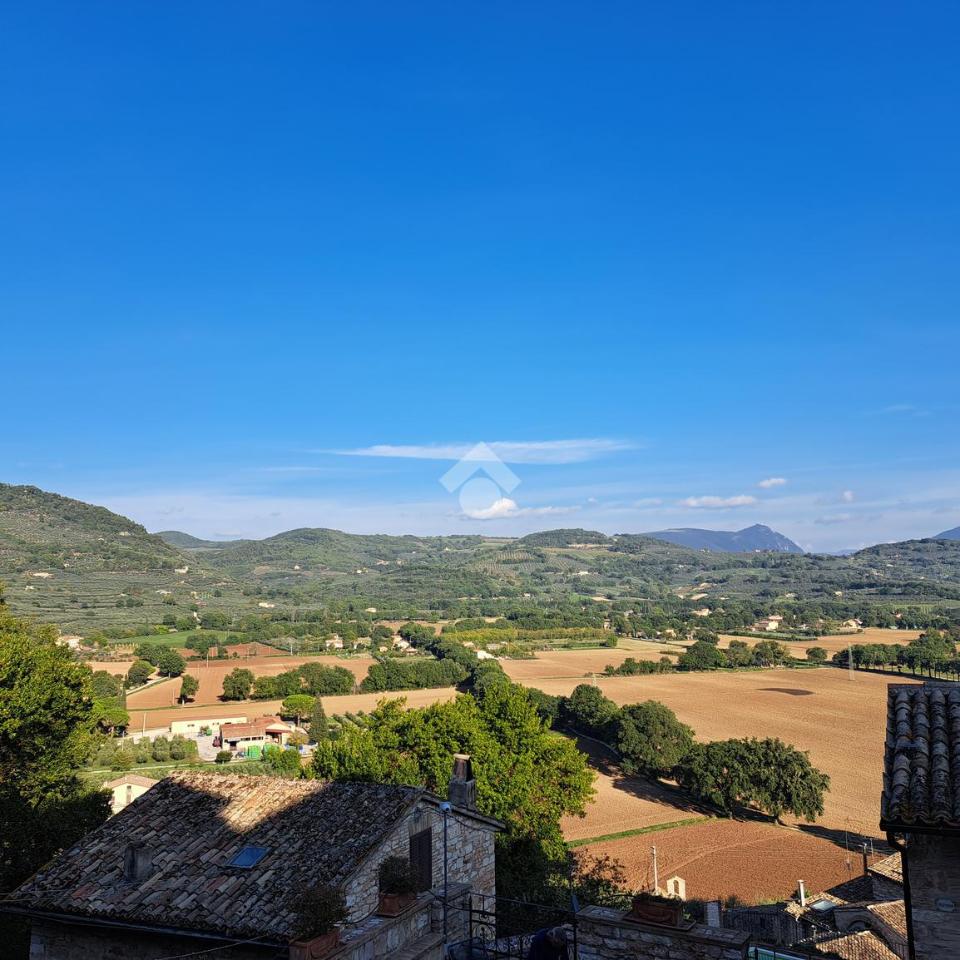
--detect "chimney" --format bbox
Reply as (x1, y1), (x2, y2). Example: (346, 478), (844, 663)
(123, 842), (154, 882)
(798, 880), (807, 908)
(448, 753), (476, 810)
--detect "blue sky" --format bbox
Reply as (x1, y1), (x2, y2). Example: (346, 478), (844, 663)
(2, 2), (958, 551)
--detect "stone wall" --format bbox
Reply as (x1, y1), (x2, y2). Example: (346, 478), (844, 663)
(28, 921), (283, 960)
(343, 802), (496, 922)
(906, 833), (960, 960)
(576, 905), (750, 960)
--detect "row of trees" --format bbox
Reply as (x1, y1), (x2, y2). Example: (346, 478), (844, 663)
(832, 628), (959, 678)
(542, 683), (829, 822)
(220, 662), (357, 701)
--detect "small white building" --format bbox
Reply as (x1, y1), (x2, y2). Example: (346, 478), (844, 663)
(103, 774), (159, 815)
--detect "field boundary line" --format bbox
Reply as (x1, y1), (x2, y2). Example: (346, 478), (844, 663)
(567, 816), (709, 849)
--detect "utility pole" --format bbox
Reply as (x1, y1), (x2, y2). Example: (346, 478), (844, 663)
(651, 846), (659, 894)
(848, 643), (855, 681)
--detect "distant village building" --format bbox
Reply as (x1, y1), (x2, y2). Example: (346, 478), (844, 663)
(102, 773), (158, 815)
(217, 716), (293, 756)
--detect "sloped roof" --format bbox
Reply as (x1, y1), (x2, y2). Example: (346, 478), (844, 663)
(11, 771), (424, 941)
(868, 900), (907, 939)
(811, 930), (900, 960)
(102, 774), (159, 790)
(868, 853), (903, 885)
(881, 683), (960, 830)
(220, 716), (291, 740)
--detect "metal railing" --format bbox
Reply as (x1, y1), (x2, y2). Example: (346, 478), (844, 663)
(447, 892), (579, 959)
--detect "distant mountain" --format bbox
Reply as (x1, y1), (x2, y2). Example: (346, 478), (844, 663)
(936, 526), (960, 541)
(643, 523), (803, 554)
(156, 530), (229, 550)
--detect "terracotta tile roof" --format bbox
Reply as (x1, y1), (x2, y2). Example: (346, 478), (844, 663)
(867, 853), (902, 886)
(868, 900), (907, 939)
(811, 930), (901, 960)
(220, 716), (291, 740)
(826, 874), (878, 904)
(882, 683), (960, 830)
(12, 771), (424, 941)
(102, 774), (159, 790)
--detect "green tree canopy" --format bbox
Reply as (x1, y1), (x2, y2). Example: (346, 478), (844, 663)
(615, 701), (694, 777)
(221, 668), (255, 700)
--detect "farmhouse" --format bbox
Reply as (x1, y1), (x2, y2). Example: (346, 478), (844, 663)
(7, 761), (501, 960)
(217, 716), (293, 755)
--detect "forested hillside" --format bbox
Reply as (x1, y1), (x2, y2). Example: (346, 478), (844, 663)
(3, 483), (960, 633)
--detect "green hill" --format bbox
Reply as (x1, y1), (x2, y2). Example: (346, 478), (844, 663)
(3, 483), (960, 633)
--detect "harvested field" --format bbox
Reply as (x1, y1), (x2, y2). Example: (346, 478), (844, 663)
(576, 819), (875, 903)
(520, 668), (918, 837)
(502, 645), (680, 683)
(126, 655), (377, 710)
(127, 686), (457, 731)
(88, 660), (135, 677)
(562, 737), (705, 842)
(717, 628), (920, 659)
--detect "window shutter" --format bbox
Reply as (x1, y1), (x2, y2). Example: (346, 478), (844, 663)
(409, 827), (433, 892)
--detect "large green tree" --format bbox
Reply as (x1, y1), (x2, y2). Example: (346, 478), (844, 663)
(0, 607), (110, 951)
(310, 681), (594, 902)
(615, 701), (693, 777)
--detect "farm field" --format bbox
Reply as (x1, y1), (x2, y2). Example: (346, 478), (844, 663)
(517, 665), (916, 837)
(561, 737), (706, 842)
(576, 819), (876, 903)
(501, 645), (678, 682)
(716, 628), (921, 659)
(127, 686), (458, 731)
(125, 654), (378, 709)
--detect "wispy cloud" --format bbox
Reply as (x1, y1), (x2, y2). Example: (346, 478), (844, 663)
(757, 477), (787, 489)
(679, 494), (757, 509)
(330, 438), (635, 465)
(463, 498), (579, 520)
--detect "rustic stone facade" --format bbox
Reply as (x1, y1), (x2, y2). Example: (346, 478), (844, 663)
(343, 801), (496, 922)
(904, 834), (960, 960)
(576, 905), (750, 960)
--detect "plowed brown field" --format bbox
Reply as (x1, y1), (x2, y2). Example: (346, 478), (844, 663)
(517, 666), (917, 837)
(576, 819), (876, 903)
(125, 655), (377, 710)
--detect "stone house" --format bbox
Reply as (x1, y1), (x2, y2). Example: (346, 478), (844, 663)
(881, 682), (960, 960)
(6, 760), (500, 960)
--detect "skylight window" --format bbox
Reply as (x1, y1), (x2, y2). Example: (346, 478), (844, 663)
(228, 845), (268, 868)
(810, 899), (835, 912)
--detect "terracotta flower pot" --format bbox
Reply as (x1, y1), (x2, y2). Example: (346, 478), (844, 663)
(289, 928), (341, 960)
(628, 893), (683, 927)
(377, 892), (416, 917)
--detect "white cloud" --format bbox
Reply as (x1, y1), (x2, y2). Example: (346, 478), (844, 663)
(758, 477), (787, 489)
(463, 498), (580, 520)
(679, 495), (757, 509)
(633, 497), (664, 507)
(841, 490), (855, 503)
(814, 513), (855, 526)
(330, 438), (634, 465)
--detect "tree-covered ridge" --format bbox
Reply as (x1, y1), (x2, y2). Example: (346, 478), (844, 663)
(0, 483), (181, 572)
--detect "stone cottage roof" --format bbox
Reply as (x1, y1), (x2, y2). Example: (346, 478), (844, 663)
(811, 930), (900, 960)
(881, 683), (960, 831)
(867, 900), (907, 939)
(10, 771), (427, 941)
(867, 853), (903, 886)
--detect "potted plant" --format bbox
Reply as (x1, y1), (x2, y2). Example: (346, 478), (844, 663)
(377, 856), (417, 916)
(288, 884), (348, 959)
(628, 890), (684, 927)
